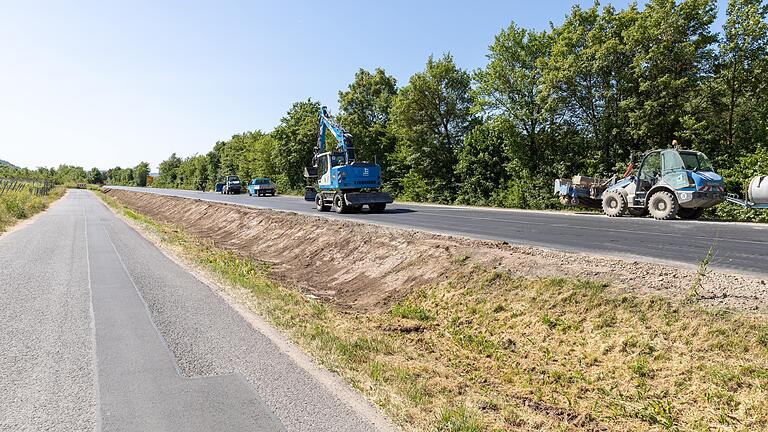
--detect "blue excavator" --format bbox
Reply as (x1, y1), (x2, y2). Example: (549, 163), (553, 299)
(304, 106), (393, 213)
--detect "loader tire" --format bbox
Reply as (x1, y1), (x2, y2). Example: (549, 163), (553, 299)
(334, 193), (349, 214)
(602, 190), (627, 217)
(315, 194), (330, 212)
(648, 191), (679, 220)
(678, 207), (704, 220)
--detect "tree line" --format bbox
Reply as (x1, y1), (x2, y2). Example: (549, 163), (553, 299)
(0, 163), (151, 188)
(154, 0), (768, 212)
(7, 0), (767, 219)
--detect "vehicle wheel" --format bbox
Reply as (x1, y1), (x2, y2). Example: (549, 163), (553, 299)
(602, 190), (627, 217)
(315, 193), (330, 212)
(369, 203), (386, 213)
(678, 207), (704, 220)
(648, 191), (679, 220)
(334, 193), (348, 214)
(627, 207), (648, 217)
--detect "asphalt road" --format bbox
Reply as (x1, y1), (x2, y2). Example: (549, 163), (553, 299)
(0, 190), (393, 432)
(110, 186), (768, 276)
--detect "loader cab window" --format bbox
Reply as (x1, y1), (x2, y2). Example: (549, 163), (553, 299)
(661, 150), (690, 189)
(639, 152), (661, 185)
(680, 151), (714, 172)
(318, 155), (328, 177)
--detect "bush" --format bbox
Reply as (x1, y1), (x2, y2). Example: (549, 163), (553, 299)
(0, 190), (57, 231)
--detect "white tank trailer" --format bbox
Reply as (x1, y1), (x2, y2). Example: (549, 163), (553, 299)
(726, 176), (768, 209)
(748, 176), (768, 204)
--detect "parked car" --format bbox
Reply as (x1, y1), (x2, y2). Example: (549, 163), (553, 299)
(221, 175), (242, 194)
(247, 178), (277, 197)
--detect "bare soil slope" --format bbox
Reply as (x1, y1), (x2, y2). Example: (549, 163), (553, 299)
(104, 189), (768, 313)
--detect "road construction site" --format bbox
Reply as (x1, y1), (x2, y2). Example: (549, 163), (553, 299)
(100, 187), (768, 430)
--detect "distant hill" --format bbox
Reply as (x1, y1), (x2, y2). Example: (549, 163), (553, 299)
(0, 159), (19, 169)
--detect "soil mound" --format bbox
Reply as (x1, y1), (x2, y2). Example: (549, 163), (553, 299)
(104, 189), (768, 313)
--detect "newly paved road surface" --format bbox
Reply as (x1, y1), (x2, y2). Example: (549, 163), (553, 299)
(0, 190), (391, 432)
(111, 186), (768, 276)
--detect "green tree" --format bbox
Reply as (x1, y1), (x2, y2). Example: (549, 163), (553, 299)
(249, 134), (278, 179)
(177, 155), (210, 191)
(134, 162), (150, 187)
(624, 0), (717, 148)
(272, 99), (322, 191)
(390, 54), (474, 203)
(337, 68), (399, 181)
(87, 167), (103, 184)
(541, 4), (640, 172)
(53, 165), (87, 184)
(716, 0), (768, 156)
(455, 120), (512, 205)
(156, 153), (182, 188)
(475, 22), (552, 172)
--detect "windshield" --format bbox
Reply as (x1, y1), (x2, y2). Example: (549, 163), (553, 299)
(680, 152), (714, 171)
(660, 150), (689, 189)
(330, 154), (345, 167)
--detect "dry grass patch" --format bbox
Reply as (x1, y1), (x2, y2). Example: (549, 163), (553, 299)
(100, 191), (768, 432)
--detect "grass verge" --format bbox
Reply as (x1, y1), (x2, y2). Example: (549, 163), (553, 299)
(0, 187), (65, 233)
(99, 191), (768, 432)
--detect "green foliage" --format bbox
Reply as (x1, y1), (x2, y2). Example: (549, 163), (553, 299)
(338, 68), (398, 183)
(0, 188), (63, 232)
(103, 162), (151, 187)
(53, 165), (87, 184)
(272, 99), (322, 191)
(87, 167), (103, 184)
(707, 0), (768, 158)
(390, 53), (475, 202)
(134, 162), (150, 187)
(155, 153), (182, 187)
(390, 301), (433, 322)
(436, 406), (483, 432)
(121, 0), (768, 219)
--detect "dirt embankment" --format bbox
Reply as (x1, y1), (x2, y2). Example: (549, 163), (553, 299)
(104, 189), (768, 313)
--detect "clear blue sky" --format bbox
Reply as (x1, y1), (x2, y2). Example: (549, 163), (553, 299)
(0, 0), (728, 171)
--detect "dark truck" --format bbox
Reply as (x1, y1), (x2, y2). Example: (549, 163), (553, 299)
(221, 175), (242, 195)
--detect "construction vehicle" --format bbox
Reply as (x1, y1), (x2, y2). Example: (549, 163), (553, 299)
(304, 106), (393, 213)
(556, 148), (744, 220)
